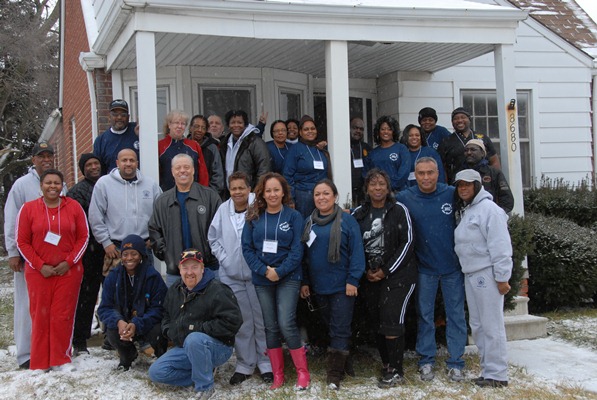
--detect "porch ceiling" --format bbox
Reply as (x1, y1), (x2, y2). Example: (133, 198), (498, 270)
(111, 33), (494, 78)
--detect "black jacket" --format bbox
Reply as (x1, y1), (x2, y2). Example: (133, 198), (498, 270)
(220, 129), (271, 189)
(67, 178), (104, 256)
(162, 272), (242, 347)
(352, 200), (417, 283)
(438, 131), (497, 183)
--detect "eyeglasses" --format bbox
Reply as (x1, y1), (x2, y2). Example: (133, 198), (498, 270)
(110, 112), (129, 118)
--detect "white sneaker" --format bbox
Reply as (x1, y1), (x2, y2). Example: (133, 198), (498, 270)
(419, 364), (435, 381)
(448, 368), (464, 382)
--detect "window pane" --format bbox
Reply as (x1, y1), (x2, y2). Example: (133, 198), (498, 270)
(313, 95), (327, 141)
(473, 117), (487, 134)
(280, 91), (301, 120)
(487, 117), (499, 139)
(349, 97), (364, 120)
(473, 95), (486, 116)
(518, 116), (528, 139)
(517, 93), (528, 117)
(202, 88), (252, 122)
(487, 93), (497, 116)
(132, 86), (169, 133)
(520, 142), (531, 188)
(462, 95), (473, 111)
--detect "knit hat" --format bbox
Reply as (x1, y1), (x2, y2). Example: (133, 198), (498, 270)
(465, 139), (486, 157)
(418, 107), (438, 123)
(120, 234), (146, 257)
(179, 248), (204, 266)
(32, 141), (54, 156)
(78, 153), (101, 175)
(110, 99), (129, 112)
(451, 107), (471, 120)
(454, 169), (482, 184)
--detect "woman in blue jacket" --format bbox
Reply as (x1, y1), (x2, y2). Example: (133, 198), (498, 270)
(98, 234), (168, 370)
(364, 116), (410, 193)
(241, 173), (309, 390)
(300, 179), (365, 390)
(401, 124), (445, 186)
(283, 115), (331, 218)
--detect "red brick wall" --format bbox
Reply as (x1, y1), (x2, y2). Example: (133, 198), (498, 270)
(56, 1), (112, 187)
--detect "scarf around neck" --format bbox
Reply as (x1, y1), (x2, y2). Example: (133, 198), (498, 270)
(301, 204), (343, 263)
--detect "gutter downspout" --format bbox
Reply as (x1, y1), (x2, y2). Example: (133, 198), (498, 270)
(79, 53), (106, 142)
(592, 62), (597, 186)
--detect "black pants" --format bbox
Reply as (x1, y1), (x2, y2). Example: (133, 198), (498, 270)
(73, 248), (104, 346)
(106, 324), (167, 366)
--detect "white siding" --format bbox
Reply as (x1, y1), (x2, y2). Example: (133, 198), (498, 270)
(397, 19), (594, 184)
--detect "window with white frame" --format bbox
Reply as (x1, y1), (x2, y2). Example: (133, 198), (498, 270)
(200, 86), (255, 124)
(313, 94), (376, 144)
(130, 86), (170, 133)
(462, 90), (531, 188)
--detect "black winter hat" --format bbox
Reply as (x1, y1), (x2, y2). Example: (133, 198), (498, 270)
(451, 107), (471, 120)
(418, 107), (438, 123)
(78, 153), (101, 175)
(120, 234), (147, 257)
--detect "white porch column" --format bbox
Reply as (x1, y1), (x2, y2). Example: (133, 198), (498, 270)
(135, 32), (159, 183)
(324, 40), (351, 206)
(494, 44), (524, 216)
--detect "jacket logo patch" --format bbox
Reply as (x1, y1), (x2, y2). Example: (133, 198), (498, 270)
(279, 222), (290, 232)
(134, 140), (140, 150)
(142, 190), (151, 199)
(441, 203), (453, 215)
(389, 152), (398, 161)
(197, 205), (207, 214)
(483, 176), (491, 183)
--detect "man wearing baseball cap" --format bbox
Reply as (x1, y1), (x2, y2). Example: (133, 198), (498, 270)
(461, 140), (514, 213)
(93, 99), (140, 175)
(438, 107), (500, 183)
(149, 249), (242, 399)
(4, 140), (66, 369)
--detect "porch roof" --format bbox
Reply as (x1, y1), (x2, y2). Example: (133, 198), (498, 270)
(86, 0), (528, 77)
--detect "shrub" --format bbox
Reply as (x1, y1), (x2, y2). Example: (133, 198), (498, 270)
(526, 212), (597, 312)
(524, 176), (597, 228)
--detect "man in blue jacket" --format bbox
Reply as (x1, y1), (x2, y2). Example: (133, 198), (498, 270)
(396, 157), (467, 383)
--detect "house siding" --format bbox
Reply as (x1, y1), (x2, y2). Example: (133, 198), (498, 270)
(397, 19), (593, 184)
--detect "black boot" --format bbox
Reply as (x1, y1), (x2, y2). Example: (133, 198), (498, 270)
(327, 348), (349, 390)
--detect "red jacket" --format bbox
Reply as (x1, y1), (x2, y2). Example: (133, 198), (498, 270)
(158, 136), (209, 191)
(16, 196), (89, 271)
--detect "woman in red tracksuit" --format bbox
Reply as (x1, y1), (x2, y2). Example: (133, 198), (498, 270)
(16, 169), (89, 371)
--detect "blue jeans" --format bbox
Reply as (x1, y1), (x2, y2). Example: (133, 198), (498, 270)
(148, 332), (233, 392)
(416, 270), (466, 370)
(315, 292), (355, 351)
(254, 280), (302, 349)
(294, 189), (315, 219)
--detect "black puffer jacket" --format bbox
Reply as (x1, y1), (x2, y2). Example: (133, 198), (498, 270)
(162, 270), (242, 347)
(220, 127), (271, 189)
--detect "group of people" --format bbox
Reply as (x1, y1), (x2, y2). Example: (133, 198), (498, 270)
(3, 98), (514, 398)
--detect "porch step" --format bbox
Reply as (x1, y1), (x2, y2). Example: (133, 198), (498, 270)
(504, 314), (548, 341)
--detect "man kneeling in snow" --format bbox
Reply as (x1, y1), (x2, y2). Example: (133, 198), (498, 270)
(149, 249), (242, 399)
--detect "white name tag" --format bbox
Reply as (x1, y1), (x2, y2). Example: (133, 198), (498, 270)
(262, 240), (278, 253)
(44, 231), (61, 246)
(313, 160), (324, 170)
(306, 230), (316, 247)
(408, 171), (416, 181)
(353, 158), (364, 168)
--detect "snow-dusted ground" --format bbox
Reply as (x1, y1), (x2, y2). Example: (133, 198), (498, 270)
(1, 260), (596, 399)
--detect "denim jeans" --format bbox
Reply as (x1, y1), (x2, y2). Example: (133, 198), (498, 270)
(416, 270), (466, 370)
(294, 189), (315, 219)
(254, 279), (302, 349)
(315, 292), (355, 351)
(148, 332), (233, 392)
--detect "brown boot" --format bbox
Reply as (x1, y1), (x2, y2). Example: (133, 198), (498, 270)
(326, 348), (349, 390)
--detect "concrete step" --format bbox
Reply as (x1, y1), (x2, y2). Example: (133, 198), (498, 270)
(505, 295), (529, 317)
(504, 314), (548, 341)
